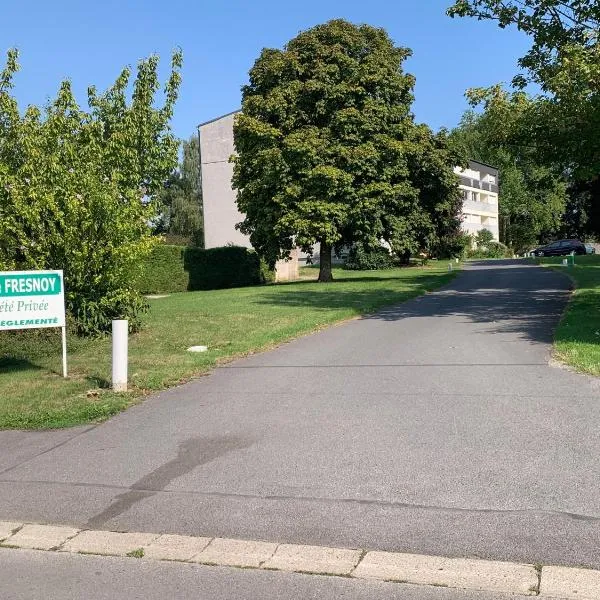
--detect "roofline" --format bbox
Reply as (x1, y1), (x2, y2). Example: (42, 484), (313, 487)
(468, 159), (499, 171)
(197, 109), (241, 129)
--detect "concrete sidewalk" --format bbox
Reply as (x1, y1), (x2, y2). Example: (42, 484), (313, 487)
(1, 260), (599, 569)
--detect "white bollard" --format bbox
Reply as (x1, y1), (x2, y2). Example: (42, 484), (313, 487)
(112, 319), (128, 392)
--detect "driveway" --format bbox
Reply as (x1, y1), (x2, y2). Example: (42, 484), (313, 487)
(1, 260), (599, 568)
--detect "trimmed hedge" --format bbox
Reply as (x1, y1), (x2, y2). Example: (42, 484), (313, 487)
(136, 244), (274, 294)
(136, 245), (188, 294)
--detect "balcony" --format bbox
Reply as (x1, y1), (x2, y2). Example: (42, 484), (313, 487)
(462, 199), (498, 215)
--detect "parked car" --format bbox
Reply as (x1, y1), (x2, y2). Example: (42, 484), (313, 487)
(533, 239), (586, 257)
(585, 243), (596, 255)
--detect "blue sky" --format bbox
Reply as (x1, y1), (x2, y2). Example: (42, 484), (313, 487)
(2, 0), (530, 140)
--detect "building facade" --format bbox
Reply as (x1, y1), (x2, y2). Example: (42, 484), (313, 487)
(454, 160), (500, 241)
(199, 113), (500, 266)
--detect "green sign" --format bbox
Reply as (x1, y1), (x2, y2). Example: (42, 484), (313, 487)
(0, 273), (62, 297)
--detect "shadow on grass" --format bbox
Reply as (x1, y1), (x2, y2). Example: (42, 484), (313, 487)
(256, 260), (578, 347)
(0, 356), (44, 375)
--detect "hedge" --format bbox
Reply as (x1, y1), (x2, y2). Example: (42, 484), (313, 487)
(136, 244), (274, 294)
(136, 245), (188, 294)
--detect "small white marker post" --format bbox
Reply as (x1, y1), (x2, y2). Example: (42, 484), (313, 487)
(112, 320), (128, 392)
(61, 326), (68, 378)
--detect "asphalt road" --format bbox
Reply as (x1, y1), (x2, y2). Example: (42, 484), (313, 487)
(0, 548), (529, 600)
(1, 260), (599, 569)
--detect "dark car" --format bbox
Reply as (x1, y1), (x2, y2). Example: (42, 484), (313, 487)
(533, 239), (586, 257)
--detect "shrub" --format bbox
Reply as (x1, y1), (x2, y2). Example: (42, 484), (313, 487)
(135, 245), (188, 294)
(185, 246), (274, 290)
(432, 233), (472, 259)
(475, 228), (495, 247)
(467, 240), (511, 259)
(136, 245), (275, 294)
(344, 244), (395, 270)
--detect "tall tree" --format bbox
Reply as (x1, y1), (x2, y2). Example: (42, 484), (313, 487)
(232, 19), (462, 282)
(158, 135), (203, 245)
(0, 49), (182, 334)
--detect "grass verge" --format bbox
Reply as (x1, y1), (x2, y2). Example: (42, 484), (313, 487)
(0, 264), (458, 429)
(538, 255), (600, 375)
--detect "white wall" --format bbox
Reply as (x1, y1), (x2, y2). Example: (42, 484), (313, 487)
(199, 112), (251, 249)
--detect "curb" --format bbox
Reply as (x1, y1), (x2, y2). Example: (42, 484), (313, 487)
(1, 521), (598, 598)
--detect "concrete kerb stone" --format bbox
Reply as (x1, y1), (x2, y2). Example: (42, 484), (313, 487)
(264, 543), (362, 576)
(192, 537), (278, 568)
(540, 566), (600, 599)
(0, 521), (23, 542)
(61, 530), (158, 556)
(2, 520), (600, 597)
(142, 534), (213, 561)
(352, 551), (539, 596)
(3, 523), (80, 551)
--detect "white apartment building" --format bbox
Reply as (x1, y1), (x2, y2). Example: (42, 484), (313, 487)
(454, 160), (500, 241)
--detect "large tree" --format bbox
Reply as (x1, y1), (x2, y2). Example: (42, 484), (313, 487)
(232, 19), (462, 282)
(0, 49), (182, 334)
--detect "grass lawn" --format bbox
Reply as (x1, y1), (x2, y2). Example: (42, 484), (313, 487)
(0, 263), (458, 429)
(538, 255), (600, 375)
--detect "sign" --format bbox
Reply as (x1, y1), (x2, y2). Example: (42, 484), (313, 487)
(0, 270), (68, 377)
(0, 271), (66, 330)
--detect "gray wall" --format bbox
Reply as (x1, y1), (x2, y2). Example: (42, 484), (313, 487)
(199, 111), (250, 249)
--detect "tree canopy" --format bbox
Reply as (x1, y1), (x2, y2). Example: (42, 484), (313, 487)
(450, 107), (567, 253)
(157, 135), (203, 246)
(0, 49), (182, 334)
(448, 1), (600, 196)
(232, 19), (463, 281)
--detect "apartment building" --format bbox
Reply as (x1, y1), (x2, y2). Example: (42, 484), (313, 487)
(454, 160), (500, 241)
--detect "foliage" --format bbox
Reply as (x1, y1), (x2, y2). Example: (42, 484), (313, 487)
(0, 265), (457, 428)
(0, 49), (182, 335)
(344, 244), (395, 270)
(432, 231), (472, 259)
(450, 108), (567, 253)
(475, 228), (494, 247)
(184, 246), (274, 291)
(468, 240), (510, 259)
(156, 135), (203, 245)
(136, 244), (274, 294)
(232, 19), (463, 283)
(135, 245), (188, 294)
(448, 1), (600, 235)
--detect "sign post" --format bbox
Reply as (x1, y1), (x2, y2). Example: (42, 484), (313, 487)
(0, 270), (68, 377)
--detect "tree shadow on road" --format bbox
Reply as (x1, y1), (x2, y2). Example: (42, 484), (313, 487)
(254, 261), (575, 346)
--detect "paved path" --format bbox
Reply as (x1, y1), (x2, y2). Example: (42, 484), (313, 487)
(1, 260), (599, 570)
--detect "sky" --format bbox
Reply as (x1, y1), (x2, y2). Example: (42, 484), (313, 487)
(2, 0), (531, 140)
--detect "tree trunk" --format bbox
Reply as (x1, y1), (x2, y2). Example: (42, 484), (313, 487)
(318, 241), (333, 282)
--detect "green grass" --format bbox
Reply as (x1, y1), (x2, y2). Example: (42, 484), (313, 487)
(537, 254), (600, 375)
(0, 264), (458, 429)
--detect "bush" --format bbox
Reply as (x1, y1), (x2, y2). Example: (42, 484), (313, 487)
(467, 240), (511, 259)
(344, 244), (395, 270)
(432, 233), (472, 259)
(185, 246), (274, 290)
(136, 244), (275, 294)
(136, 245), (188, 294)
